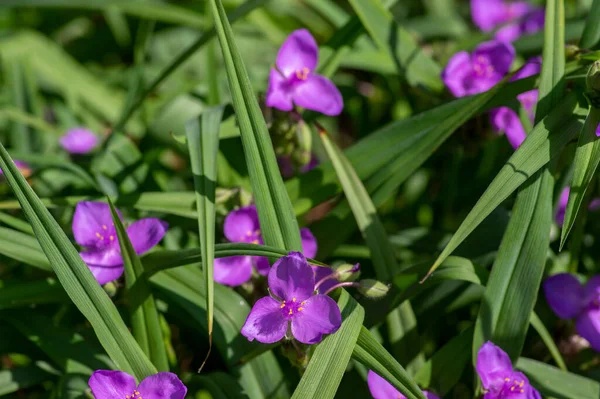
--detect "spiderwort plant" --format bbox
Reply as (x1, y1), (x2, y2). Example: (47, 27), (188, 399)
(476, 341), (541, 399)
(60, 127), (99, 154)
(88, 370), (187, 399)
(266, 29), (343, 116)
(241, 252), (341, 344)
(367, 370), (439, 399)
(214, 205), (318, 286)
(442, 40), (515, 98)
(544, 273), (600, 351)
(73, 201), (168, 285)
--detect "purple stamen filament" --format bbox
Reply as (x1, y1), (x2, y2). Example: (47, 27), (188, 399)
(323, 282), (358, 296)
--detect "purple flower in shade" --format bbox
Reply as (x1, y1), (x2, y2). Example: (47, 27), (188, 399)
(490, 57), (541, 149)
(214, 205), (319, 286)
(544, 273), (600, 351)
(277, 154), (319, 179)
(555, 187), (600, 225)
(0, 160), (31, 178)
(471, 0), (544, 42)
(60, 127), (99, 154)
(476, 341), (541, 399)
(266, 29), (343, 116)
(442, 40), (515, 98)
(496, 9), (545, 43)
(73, 201), (168, 285)
(241, 251), (341, 344)
(88, 370), (186, 399)
(367, 370), (439, 399)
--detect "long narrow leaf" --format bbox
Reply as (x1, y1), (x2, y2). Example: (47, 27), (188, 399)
(579, 0), (600, 49)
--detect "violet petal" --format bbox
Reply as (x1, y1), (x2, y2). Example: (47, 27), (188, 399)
(60, 127), (99, 154)
(137, 372), (187, 399)
(276, 29), (318, 76)
(86, 263), (125, 285)
(576, 308), (600, 352)
(126, 218), (168, 256)
(300, 228), (318, 259)
(543, 273), (585, 319)
(292, 74), (343, 116)
(223, 205), (261, 243)
(290, 294), (341, 344)
(214, 256), (253, 286)
(367, 370), (404, 399)
(241, 296), (288, 343)
(266, 68), (295, 112)
(72, 201), (121, 248)
(476, 341), (513, 391)
(268, 252), (314, 302)
(441, 51), (474, 97)
(88, 370), (136, 398)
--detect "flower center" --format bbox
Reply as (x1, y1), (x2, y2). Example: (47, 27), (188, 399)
(245, 229), (262, 244)
(95, 224), (116, 247)
(473, 55), (495, 78)
(502, 377), (526, 395)
(280, 297), (306, 319)
(125, 390), (142, 399)
(295, 67), (310, 81)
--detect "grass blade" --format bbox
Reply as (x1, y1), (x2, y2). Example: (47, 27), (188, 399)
(579, 0), (600, 49)
(108, 199), (169, 372)
(209, 0), (301, 251)
(185, 106), (224, 370)
(291, 290), (364, 399)
(0, 142), (156, 380)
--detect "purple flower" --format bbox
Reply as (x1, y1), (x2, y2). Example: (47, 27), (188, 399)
(476, 341), (541, 399)
(214, 205), (318, 286)
(88, 370), (186, 399)
(367, 370), (439, 399)
(73, 201), (168, 285)
(442, 41), (515, 98)
(241, 251), (341, 344)
(544, 273), (600, 351)
(60, 127), (99, 154)
(0, 160), (31, 178)
(496, 9), (545, 43)
(277, 154), (319, 179)
(266, 29), (343, 116)
(555, 187), (600, 225)
(471, 0), (544, 42)
(490, 57), (541, 149)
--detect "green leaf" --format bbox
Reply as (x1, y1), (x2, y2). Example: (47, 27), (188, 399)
(517, 357), (600, 399)
(347, 0), (442, 90)
(0, 226), (51, 271)
(0, 279), (67, 309)
(108, 199), (169, 372)
(427, 92), (584, 276)
(2, 310), (113, 375)
(291, 290), (364, 399)
(560, 107), (600, 248)
(0, 141), (156, 380)
(529, 312), (567, 371)
(196, 372), (247, 399)
(0, 365), (52, 396)
(185, 106), (224, 369)
(209, 0), (301, 251)
(352, 327), (427, 399)
(579, 0), (600, 49)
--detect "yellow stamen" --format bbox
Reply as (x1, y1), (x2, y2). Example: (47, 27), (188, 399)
(292, 298), (297, 302)
(280, 301), (286, 309)
(289, 309), (293, 315)
(298, 307), (303, 311)
(102, 225), (107, 230)
(109, 235), (114, 241)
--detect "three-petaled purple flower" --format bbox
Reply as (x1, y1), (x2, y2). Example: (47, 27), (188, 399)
(88, 370), (186, 399)
(490, 57), (541, 149)
(266, 29), (343, 116)
(471, 0), (545, 42)
(442, 40), (515, 98)
(367, 370), (439, 399)
(544, 273), (600, 351)
(214, 205), (318, 286)
(241, 252), (341, 344)
(73, 201), (168, 285)
(477, 341), (541, 399)
(60, 127), (99, 154)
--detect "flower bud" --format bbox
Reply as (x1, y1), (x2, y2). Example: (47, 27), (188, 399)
(357, 279), (390, 299)
(587, 61), (600, 93)
(565, 44), (580, 59)
(333, 263), (360, 282)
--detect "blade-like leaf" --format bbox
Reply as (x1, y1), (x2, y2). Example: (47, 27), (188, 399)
(347, 0), (442, 90)
(352, 327), (427, 399)
(185, 105), (223, 369)
(209, 0), (301, 251)
(517, 358), (600, 399)
(291, 290), (364, 399)
(0, 365), (52, 396)
(579, 0), (600, 49)
(109, 200), (168, 372)
(0, 142), (156, 380)
(560, 106), (600, 247)
(0, 279), (67, 309)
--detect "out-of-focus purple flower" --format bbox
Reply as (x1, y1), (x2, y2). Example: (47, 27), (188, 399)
(476, 341), (541, 399)
(471, 0), (544, 42)
(73, 201), (168, 285)
(0, 160), (31, 178)
(60, 127), (99, 154)
(490, 57), (541, 149)
(277, 154), (319, 179)
(555, 187), (600, 225)
(214, 205), (318, 286)
(367, 370), (439, 399)
(442, 41), (515, 97)
(544, 273), (600, 351)
(266, 29), (343, 116)
(88, 370), (186, 399)
(241, 251), (341, 344)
